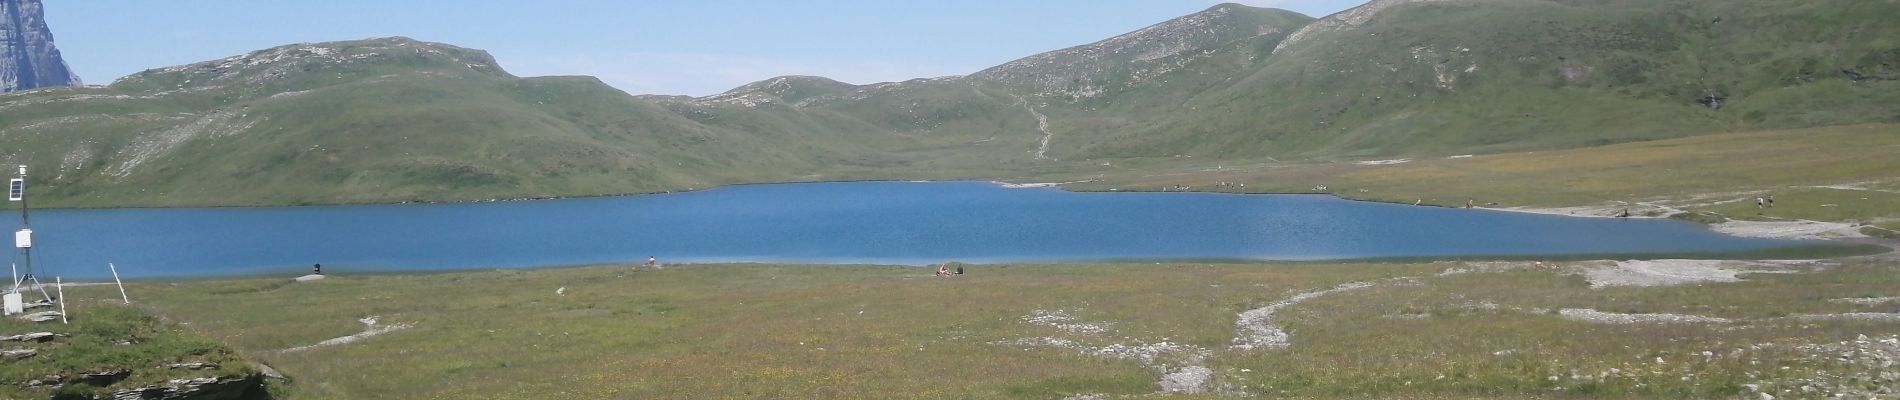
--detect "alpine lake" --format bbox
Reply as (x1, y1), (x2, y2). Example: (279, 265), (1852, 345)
(3, 181), (1849, 280)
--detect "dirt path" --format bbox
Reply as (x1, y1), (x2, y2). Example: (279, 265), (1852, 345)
(280, 316), (411, 353)
(1232, 282), (1376, 351)
(1012, 95), (1055, 161)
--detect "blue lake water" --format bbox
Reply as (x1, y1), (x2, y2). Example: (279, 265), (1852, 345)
(3, 181), (1812, 279)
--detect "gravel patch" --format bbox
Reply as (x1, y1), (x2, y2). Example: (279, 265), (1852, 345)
(1558, 309), (1732, 324)
(1158, 366), (1213, 394)
(1232, 282), (1375, 351)
(1584, 260), (1742, 288)
(1830, 297), (1900, 305)
(281, 316), (412, 353)
(1712, 219), (1866, 240)
(997, 310), (1215, 395)
(1782, 313), (1900, 322)
(1023, 309), (1114, 335)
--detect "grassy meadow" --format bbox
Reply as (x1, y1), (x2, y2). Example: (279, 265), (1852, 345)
(33, 259), (1892, 399)
(1070, 124), (1900, 214)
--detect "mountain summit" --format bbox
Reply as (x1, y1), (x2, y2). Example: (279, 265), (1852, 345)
(0, 0), (80, 92)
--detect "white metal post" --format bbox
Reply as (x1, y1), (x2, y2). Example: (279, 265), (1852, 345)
(109, 263), (129, 304)
(55, 276), (66, 324)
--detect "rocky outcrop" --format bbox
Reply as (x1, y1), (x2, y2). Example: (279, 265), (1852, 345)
(110, 374), (265, 400)
(1, 0), (82, 92)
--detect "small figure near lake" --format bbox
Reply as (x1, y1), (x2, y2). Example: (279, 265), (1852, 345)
(313, 263), (322, 275)
(936, 264), (950, 277)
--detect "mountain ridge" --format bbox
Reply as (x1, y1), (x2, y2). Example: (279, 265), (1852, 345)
(3, 2), (1897, 208)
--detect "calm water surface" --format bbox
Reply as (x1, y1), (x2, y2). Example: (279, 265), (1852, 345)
(3, 181), (1809, 279)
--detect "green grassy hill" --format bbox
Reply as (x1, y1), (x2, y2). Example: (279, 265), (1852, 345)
(2, 38), (875, 207)
(1168, 0), (1900, 159)
(2, 2), (1897, 208)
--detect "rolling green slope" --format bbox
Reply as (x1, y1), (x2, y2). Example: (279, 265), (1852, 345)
(2, 38), (865, 207)
(1165, 0), (1900, 159)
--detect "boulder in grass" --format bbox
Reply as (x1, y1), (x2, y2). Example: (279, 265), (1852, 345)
(167, 362), (219, 370)
(2, 348), (36, 360)
(2, 332), (62, 342)
(18, 311), (61, 322)
(82, 369), (131, 386)
(294, 274), (326, 282)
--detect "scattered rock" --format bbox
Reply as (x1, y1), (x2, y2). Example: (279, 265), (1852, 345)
(1830, 297), (1900, 305)
(166, 362), (219, 370)
(24, 375), (63, 388)
(293, 274), (326, 282)
(3, 348), (38, 360)
(1158, 366), (1213, 394)
(18, 311), (62, 322)
(82, 369), (132, 386)
(1783, 313), (1900, 322)
(1584, 260), (1742, 288)
(1558, 309), (1731, 324)
(111, 374), (264, 400)
(254, 363), (287, 381)
(3, 332), (64, 342)
(1022, 309), (1113, 335)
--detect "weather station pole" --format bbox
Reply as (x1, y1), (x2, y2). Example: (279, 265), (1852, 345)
(9, 165), (51, 303)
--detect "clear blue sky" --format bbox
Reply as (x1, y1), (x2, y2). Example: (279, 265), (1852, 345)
(42, 0), (1366, 96)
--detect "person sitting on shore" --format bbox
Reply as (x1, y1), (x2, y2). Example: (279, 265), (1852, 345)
(936, 264), (951, 277)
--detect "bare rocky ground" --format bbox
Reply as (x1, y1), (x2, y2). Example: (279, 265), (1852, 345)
(996, 310), (1219, 395)
(1580, 259), (1823, 289)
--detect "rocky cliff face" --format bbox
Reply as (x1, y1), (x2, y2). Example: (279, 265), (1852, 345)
(1, 0), (81, 92)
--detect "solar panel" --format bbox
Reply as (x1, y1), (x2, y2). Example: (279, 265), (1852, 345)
(7, 179), (20, 201)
